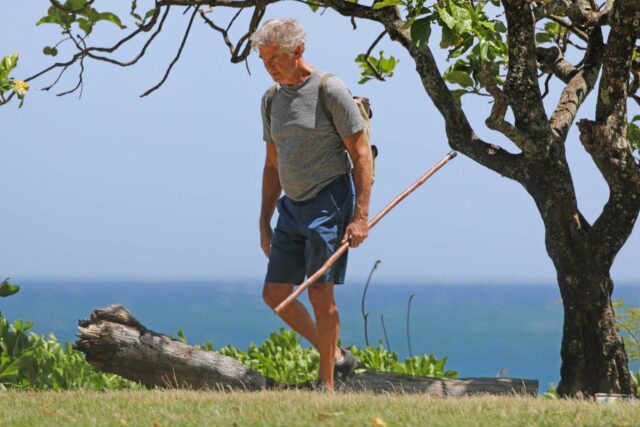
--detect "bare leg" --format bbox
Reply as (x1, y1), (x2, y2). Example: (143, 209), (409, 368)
(308, 283), (339, 391)
(263, 282), (320, 348)
(263, 283), (343, 368)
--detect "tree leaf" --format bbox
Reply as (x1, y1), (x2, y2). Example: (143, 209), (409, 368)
(436, 5), (457, 30)
(307, 0), (321, 12)
(0, 78), (12, 93)
(77, 17), (93, 35)
(0, 280), (20, 298)
(372, 0), (404, 9)
(36, 16), (58, 26)
(444, 70), (474, 88)
(38, 6), (73, 30)
(536, 32), (554, 44)
(66, 0), (87, 10)
(411, 17), (432, 48)
(97, 12), (126, 29)
(144, 8), (156, 21)
(2, 54), (18, 74)
(450, 37), (473, 59)
(628, 121), (640, 150)
(494, 21), (507, 33)
(440, 26), (461, 49)
(450, 89), (469, 100)
(479, 39), (490, 61)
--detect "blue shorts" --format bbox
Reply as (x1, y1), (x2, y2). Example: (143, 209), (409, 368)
(265, 174), (355, 285)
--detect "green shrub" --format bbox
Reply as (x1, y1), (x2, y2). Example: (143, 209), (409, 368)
(614, 299), (640, 363)
(632, 368), (640, 396)
(348, 342), (458, 378)
(216, 330), (458, 384)
(218, 329), (320, 384)
(0, 280), (139, 390)
(614, 299), (640, 395)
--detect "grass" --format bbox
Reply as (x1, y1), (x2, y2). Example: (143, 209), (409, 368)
(1, 390), (639, 426)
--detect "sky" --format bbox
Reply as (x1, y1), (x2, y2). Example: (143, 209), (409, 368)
(1, 2), (638, 285)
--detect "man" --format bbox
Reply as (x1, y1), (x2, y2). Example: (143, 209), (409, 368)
(250, 19), (373, 392)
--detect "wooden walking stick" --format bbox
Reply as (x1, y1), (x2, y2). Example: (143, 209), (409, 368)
(274, 150), (458, 315)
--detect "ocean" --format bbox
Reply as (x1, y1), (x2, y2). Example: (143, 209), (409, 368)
(2, 279), (639, 392)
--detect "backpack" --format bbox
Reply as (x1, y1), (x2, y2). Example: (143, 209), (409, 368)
(265, 73), (378, 184)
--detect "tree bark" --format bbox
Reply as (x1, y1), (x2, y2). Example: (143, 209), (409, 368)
(74, 304), (538, 396)
(523, 153), (636, 397)
(556, 271), (634, 396)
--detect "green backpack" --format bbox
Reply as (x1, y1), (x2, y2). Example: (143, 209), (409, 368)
(265, 73), (378, 185)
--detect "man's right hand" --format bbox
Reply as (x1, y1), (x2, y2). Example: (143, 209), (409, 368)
(260, 224), (273, 258)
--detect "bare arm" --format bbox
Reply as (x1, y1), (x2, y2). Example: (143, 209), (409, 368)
(342, 130), (372, 248)
(259, 142), (281, 257)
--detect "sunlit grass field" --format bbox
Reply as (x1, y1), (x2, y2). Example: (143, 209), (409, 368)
(1, 390), (639, 426)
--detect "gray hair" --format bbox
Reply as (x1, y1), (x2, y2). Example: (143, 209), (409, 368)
(250, 19), (306, 55)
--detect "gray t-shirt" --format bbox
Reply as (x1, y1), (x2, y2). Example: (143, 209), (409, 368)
(261, 70), (364, 201)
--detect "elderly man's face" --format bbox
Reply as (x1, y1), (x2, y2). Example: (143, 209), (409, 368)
(258, 44), (300, 84)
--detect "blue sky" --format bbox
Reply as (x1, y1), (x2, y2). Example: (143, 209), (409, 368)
(1, 2), (638, 284)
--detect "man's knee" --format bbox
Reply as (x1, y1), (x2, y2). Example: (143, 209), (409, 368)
(308, 284), (336, 312)
(262, 283), (293, 309)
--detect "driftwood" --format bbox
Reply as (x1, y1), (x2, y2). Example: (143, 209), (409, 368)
(75, 304), (538, 396)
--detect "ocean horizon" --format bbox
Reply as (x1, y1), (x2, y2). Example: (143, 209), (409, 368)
(2, 279), (639, 392)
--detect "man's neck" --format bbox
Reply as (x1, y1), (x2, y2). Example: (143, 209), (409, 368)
(282, 60), (314, 86)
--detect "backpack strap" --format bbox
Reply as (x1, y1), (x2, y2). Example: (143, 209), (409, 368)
(318, 73), (334, 122)
(265, 84), (278, 128)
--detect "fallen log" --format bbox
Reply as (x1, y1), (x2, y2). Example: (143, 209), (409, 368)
(74, 304), (538, 396)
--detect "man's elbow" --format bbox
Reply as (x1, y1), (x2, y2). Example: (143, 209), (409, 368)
(352, 145), (372, 165)
(264, 162), (278, 172)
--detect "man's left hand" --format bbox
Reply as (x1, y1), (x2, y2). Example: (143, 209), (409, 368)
(342, 218), (369, 248)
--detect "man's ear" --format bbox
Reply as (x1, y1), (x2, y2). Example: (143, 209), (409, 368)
(294, 45), (303, 59)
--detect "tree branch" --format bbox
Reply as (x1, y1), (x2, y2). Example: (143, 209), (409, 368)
(141, 6), (199, 97)
(381, 22), (524, 181)
(503, 0), (552, 158)
(536, 45), (578, 84)
(160, 0), (275, 8)
(541, 73), (553, 99)
(580, 0), (640, 268)
(40, 62), (72, 92)
(56, 33), (87, 97)
(200, 9), (239, 56)
(90, 5), (165, 53)
(363, 30), (388, 82)
(317, 0), (395, 23)
(548, 15), (589, 42)
(20, 4), (167, 94)
(630, 56), (640, 106)
(0, 91), (15, 107)
(85, 6), (171, 67)
(548, 26), (604, 143)
(229, 3), (267, 63)
(580, 0), (615, 26)
(533, 0), (612, 27)
(480, 61), (533, 151)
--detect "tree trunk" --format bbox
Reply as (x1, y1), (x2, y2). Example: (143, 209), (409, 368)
(556, 271), (635, 396)
(74, 304), (538, 396)
(525, 154), (636, 397)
